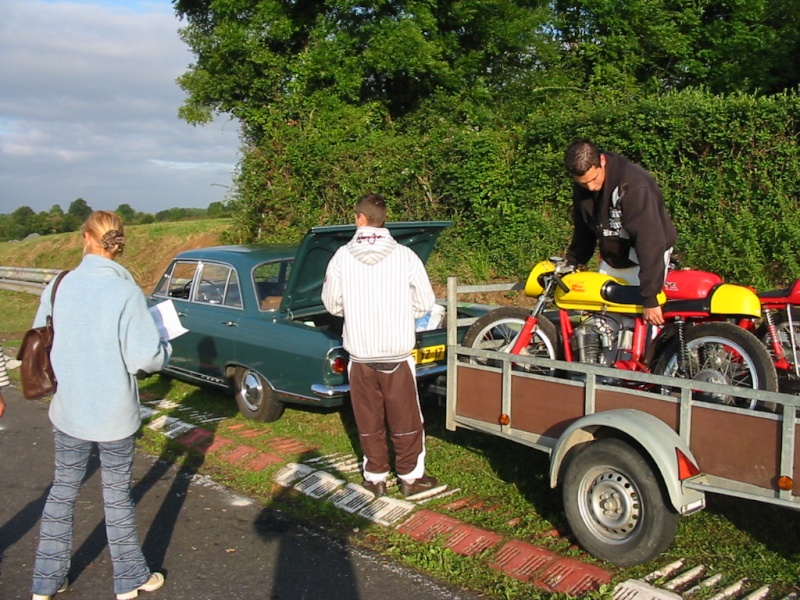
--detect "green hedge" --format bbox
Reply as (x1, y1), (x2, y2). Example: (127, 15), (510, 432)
(227, 88), (800, 290)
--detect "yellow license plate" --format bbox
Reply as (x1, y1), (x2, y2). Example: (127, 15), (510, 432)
(413, 344), (446, 365)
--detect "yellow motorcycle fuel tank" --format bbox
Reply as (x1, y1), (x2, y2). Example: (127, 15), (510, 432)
(707, 283), (761, 318)
(524, 260), (666, 314)
(556, 271), (653, 314)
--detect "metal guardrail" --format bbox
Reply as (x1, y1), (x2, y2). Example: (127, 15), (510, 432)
(0, 266), (63, 296)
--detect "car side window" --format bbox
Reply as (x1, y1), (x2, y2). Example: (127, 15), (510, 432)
(194, 263), (232, 305)
(253, 260), (293, 311)
(223, 271), (242, 308)
(153, 261), (200, 300)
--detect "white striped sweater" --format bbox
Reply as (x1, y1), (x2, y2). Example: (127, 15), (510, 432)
(322, 227), (435, 362)
(0, 345), (9, 388)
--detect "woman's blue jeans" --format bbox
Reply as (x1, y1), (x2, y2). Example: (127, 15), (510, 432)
(31, 429), (152, 596)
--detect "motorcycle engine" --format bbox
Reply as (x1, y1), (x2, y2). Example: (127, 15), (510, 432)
(570, 313), (635, 366)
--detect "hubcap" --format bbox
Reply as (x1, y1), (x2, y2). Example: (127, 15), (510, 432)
(582, 470), (640, 543)
(239, 371), (263, 412)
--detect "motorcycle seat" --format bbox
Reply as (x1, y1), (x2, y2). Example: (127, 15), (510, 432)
(758, 287), (791, 299)
(662, 297), (712, 313)
(601, 281), (647, 306)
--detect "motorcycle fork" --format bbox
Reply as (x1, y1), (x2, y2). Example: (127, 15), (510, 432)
(510, 293), (553, 356)
(510, 316), (538, 355)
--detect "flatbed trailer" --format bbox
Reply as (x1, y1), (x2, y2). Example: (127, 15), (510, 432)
(445, 277), (800, 566)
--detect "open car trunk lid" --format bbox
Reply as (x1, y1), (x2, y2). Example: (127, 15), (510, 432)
(282, 221), (452, 313)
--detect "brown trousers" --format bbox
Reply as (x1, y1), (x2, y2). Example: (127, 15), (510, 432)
(348, 358), (425, 482)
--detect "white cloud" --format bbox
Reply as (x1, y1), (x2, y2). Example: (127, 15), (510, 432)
(0, 0), (240, 214)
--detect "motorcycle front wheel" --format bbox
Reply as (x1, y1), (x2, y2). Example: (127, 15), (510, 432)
(460, 306), (560, 374)
(653, 321), (779, 411)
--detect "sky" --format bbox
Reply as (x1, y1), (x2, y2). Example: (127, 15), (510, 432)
(0, 0), (241, 216)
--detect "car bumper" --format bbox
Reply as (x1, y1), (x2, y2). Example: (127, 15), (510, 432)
(310, 362), (447, 399)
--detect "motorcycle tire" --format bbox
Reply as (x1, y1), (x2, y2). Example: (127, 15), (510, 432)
(460, 306), (560, 374)
(652, 321), (779, 411)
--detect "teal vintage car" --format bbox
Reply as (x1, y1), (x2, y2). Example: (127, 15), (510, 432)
(148, 221), (461, 422)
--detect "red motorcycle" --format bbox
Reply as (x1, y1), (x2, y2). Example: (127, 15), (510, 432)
(462, 257), (778, 409)
(753, 280), (800, 387)
(665, 268), (800, 393)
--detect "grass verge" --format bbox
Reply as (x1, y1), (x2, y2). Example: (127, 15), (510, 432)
(3, 225), (800, 598)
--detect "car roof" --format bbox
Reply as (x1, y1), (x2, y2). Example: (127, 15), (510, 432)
(174, 244), (297, 264)
(171, 221), (452, 312)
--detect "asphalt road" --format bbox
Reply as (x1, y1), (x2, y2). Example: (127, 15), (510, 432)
(0, 387), (483, 600)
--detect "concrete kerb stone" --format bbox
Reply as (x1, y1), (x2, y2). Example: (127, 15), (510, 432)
(150, 410), (614, 597)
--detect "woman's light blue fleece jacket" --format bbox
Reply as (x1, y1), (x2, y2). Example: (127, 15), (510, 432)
(33, 254), (171, 442)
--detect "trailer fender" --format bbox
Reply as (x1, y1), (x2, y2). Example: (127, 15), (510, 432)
(549, 408), (705, 513)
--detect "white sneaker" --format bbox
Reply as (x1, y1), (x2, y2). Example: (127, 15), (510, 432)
(4, 356), (21, 369)
(116, 572), (165, 600)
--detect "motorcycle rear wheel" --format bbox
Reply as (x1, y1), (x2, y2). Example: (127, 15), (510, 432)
(461, 306), (560, 374)
(653, 321), (779, 411)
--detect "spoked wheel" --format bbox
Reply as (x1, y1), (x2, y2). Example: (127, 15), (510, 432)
(653, 322), (778, 411)
(234, 367), (285, 422)
(562, 438), (679, 566)
(460, 306), (559, 374)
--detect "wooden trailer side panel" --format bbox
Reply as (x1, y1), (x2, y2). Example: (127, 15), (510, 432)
(689, 408), (799, 493)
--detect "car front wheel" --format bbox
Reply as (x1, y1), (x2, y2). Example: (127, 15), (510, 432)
(234, 367), (285, 422)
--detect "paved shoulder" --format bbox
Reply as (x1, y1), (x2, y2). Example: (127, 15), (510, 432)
(0, 389), (481, 600)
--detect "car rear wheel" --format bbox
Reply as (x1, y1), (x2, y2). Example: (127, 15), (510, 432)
(234, 367), (285, 422)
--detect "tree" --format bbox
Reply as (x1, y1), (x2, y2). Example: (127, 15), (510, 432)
(67, 198), (93, 224)
(174, 0), (557, 138)
(7, 206), (36, 240)
(115, 203), (137, 223)
(551, 0), (800, 95)
(43, 204), (68, 234)
(207, 201), (225, 217)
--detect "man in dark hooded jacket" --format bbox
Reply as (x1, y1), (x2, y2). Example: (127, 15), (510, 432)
(564, 139), (677, 325)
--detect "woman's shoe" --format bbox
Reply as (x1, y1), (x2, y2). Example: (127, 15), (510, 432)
(116, 572), (165, 600)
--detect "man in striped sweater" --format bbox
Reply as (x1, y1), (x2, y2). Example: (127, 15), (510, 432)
(0, 346), (9, 417)
(322, 193), (439, 498)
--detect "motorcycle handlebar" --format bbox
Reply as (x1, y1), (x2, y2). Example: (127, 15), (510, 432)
(553, 272), (570, 293)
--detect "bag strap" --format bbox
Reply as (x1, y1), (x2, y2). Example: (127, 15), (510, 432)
(46, 270), (70, 328)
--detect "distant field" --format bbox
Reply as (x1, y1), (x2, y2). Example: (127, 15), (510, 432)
(0, 219), (231, 291)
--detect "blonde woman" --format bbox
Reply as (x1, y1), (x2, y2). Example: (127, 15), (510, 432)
(30, 211), (170, 600)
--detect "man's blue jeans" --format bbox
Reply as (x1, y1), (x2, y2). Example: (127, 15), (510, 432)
(31, 429), (152, 596)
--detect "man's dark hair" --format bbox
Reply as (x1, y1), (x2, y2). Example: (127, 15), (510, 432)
(565, 139), (602, 177)
(354, 193), (387, 227)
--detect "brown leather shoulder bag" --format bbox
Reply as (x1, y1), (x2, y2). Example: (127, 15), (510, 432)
(17, 270), (69, 400)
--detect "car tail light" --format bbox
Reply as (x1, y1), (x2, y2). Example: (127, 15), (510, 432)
(330, 356), (348, 375)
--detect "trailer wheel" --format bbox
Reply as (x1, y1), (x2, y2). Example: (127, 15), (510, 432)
(562, 438), (679, 566)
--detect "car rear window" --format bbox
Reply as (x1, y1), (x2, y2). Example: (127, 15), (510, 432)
(253, 260), (293, 311)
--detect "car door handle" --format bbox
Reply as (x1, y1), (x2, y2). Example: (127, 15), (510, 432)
(221, 321), (237, 327)
(177, 311), (187, 317)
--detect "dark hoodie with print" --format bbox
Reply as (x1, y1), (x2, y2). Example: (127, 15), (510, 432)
(565, 152), (677, 308)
